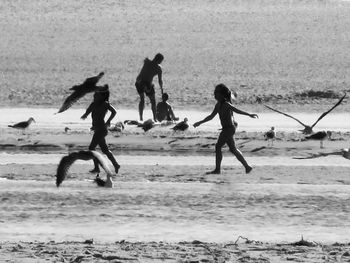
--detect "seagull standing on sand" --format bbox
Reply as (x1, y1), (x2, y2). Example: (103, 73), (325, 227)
(124, 120), (140, 125)
(109, 122), (125, 132)
(172, 118), (189, 131)
(56, 150), (114, 188)
(8, 117), (35, 134)
(57, 72), (105, 113)
(264, 93), (346, 134)
(264, 126), (276, 146)
(137, 119), (158, 132)
(304, 130), (332, 149)
(341, 148), (350, 159)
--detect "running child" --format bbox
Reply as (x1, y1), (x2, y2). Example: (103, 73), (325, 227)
(81, 85), (120, 174)
(193, 84), (258, 174)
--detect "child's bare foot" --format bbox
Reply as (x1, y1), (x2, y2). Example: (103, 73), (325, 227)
(206, 169), (221, 174)
(89, 168), (100, 173)
(245, 166), (253, 174)
(114, 164), (120, 174)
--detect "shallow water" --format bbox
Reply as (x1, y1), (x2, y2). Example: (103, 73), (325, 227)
(1, 107), (350, 132)
(0, 179), (349, 243)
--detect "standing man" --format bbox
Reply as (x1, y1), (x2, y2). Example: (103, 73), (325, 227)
(135, 53), (164, 121)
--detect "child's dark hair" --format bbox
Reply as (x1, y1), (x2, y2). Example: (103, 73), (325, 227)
(95, 84), (110, 102)
(154, 53), (164, 63)
(215, 83), (232, 103)
(162, 92), (169, 101)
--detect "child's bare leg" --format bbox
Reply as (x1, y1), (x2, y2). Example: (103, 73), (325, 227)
(231, 147), (252, 173)
(228, 138), (252, 174)
(89, 134), (100, 173)
(206, 146), (222, 174)
(91, 159), (100, 173)
(139, 94), (145, 121)
(101, 142), (120, 174)
(106, 151), (120, 173)
(207, 133), (226, 174)
(149, 94), (157, 122)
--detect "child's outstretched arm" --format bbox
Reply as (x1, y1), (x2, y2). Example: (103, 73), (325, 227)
(106, 104), (117, 127)
(193, 105), (218, 127)
(227, 102), (258, 118)
(81, 102), (94, 120)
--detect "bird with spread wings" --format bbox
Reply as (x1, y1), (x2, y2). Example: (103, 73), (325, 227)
(57, 72), (105, 113)
(264, 93), (346, 134)
(56, 150), (114, 188)
(293, 148), (350, 160)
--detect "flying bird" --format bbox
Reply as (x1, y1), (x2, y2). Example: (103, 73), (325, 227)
(264, 93), (346, 134)
(293, 148), (350, 160)
(57, 72), (105, 113)
(304, 130), (332, 149)
(56, 150), (114, 188)
(172, 118), (189, 131)
(264, 126), (276, 146)
(8, 117), (35, 132)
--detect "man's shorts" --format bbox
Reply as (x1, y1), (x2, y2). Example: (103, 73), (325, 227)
(135, 80), (155, 96)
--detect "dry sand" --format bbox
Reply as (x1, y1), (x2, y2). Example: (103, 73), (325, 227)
(1, 239), (350, 263)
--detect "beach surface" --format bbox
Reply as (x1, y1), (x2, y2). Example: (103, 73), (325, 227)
(2, 0), (350, 261)
(1, 108), (350, 262)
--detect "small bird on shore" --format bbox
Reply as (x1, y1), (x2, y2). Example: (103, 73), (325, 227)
(304, 130), (332, 148)
(57, 72), (105, 113)
(138, 119), (157, 132)
(56, 150), (114, 188)
(124, 120), (140, 125)
(340, 148), (350, 159)
(8, 117), (35, 133)
(264, 93), (346, 134)
(172, 118), (189, 131)
(109, 122), (125, 132)
(264, 126), (276, 146)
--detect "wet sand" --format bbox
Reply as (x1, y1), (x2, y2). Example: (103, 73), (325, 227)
(1, 115), (350, 262)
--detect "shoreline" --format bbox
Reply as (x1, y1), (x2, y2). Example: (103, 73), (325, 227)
(1, 101), (350, 113)
(1, 107), (350, 134)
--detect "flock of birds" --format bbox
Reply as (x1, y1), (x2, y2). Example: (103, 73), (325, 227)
(6, 72), (349, 188)
(122, 117), (189, 132)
